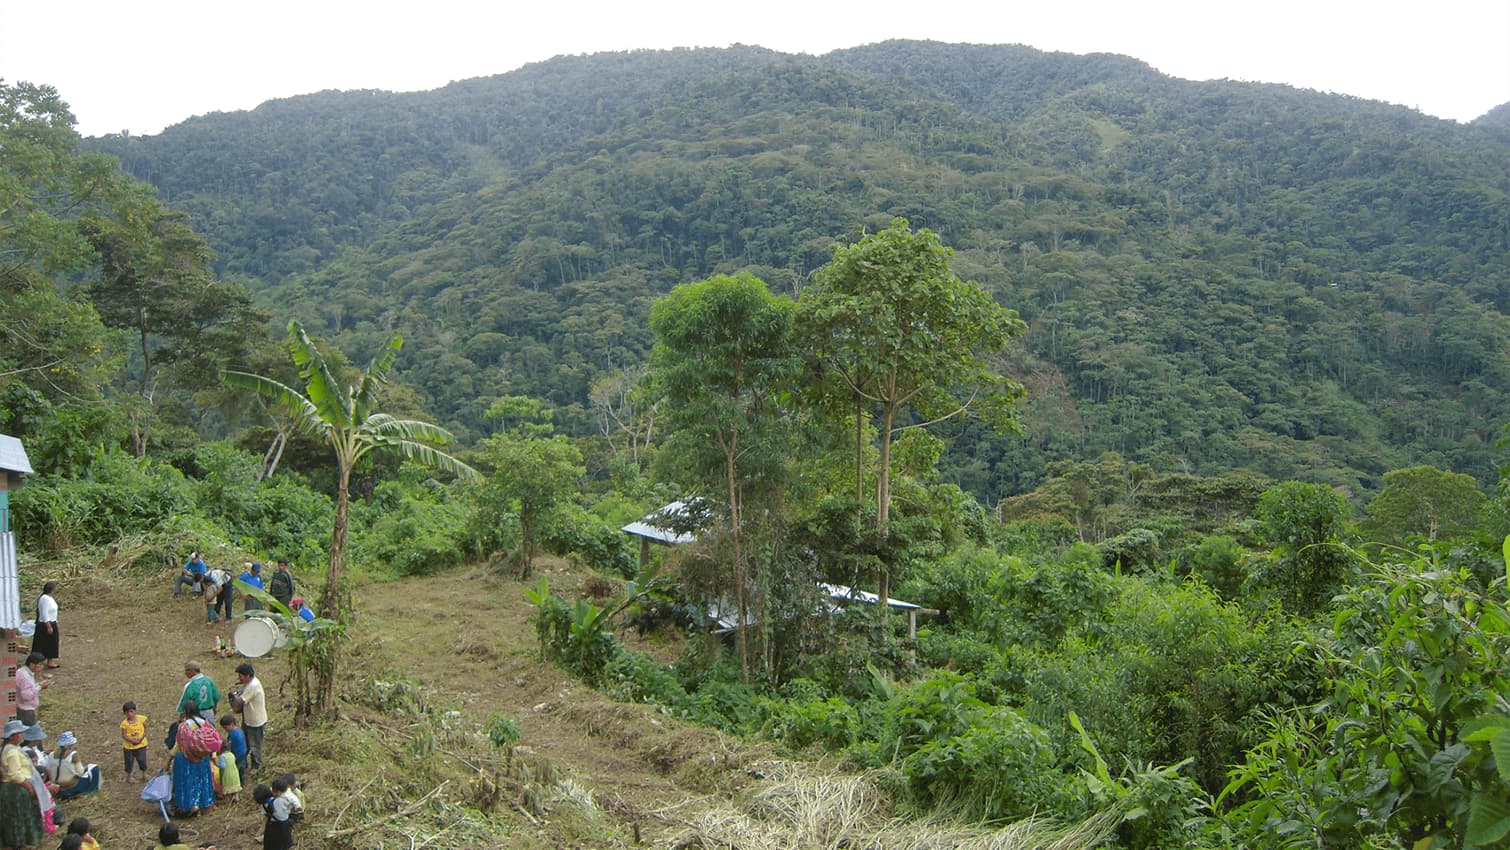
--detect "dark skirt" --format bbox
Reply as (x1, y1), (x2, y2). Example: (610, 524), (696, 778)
(0, 780), (43, 847)
(263, 815), (295, 850)
(31, 618), (59, 661)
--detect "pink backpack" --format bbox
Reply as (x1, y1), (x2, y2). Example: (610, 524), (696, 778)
(176, 718), (222, 762)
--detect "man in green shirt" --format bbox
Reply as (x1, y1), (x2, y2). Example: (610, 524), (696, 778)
(176, 661), (220, 722)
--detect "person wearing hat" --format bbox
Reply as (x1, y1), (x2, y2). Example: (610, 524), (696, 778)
(238, 562), (265, 613)
(0, 718), (44, 848)
(50, 732), (99, 799)
(19, 724), (58, 840)
(289, 597), (315, 623)
(176, 661), (220, 723)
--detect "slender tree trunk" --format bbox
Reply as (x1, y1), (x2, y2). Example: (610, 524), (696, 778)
(313, 459), (352, 717)
(727, 441), (749, 683)
(877, 398), (897, 611)
(325, 459), (352, 614)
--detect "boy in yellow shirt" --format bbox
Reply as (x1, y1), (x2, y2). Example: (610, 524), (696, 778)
(120, 701), (149, 781)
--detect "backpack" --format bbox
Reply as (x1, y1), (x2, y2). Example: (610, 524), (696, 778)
(176, 717), (222, 762)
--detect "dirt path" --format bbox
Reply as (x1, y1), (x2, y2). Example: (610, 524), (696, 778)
(38, 561), (761, 849)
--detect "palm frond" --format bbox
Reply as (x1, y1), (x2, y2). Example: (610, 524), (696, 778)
(288, 319), (353, 428)
(353, 332), (403, 420)
(363, 414), (455, 445)
(391, 439), (481, 481)
(221, 370), (320, 428)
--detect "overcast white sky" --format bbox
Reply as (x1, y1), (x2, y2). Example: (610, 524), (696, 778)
(2, 0), (1507, 138)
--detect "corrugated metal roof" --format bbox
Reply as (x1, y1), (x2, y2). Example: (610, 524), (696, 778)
(820, 582), (922, 610)
(0, 435), (32, 475)
(620, 499), (703, 545)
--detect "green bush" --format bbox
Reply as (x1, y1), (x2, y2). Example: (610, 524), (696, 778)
(353, 495), (470, 577)
(173, 442), (333, 565)
(902, 704), (1059, 821)
(13, 449), (193, 551)
(544, 503), (636, 577)
(759, 695), (861, 751)
(603, 650), (686, 706)
(525, 581), (619, 685)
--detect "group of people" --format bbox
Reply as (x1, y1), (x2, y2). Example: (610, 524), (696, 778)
(176, 554), (305, 626)
(1, 555), (314, 850)
(1, 717), (101, 849)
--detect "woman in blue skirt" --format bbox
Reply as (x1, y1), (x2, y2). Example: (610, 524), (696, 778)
(165, 705), (216, 817)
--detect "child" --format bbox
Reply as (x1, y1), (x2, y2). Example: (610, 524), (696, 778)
(220, 714), (248, 777)
(120, 701), (149, 781)
(256, 780), (296, 850)
(65, 817), (99, 850)
(215, 739), (241, 803)
(277, 772), (305, 820)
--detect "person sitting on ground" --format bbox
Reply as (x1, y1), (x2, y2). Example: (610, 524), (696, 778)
(1, 719), (44, 849)
(175, 551), (208, 598)
(22, 723), (62, 836)
(50, 732), (99, 799)
(153, 820), (216, 850)
(64, 817), (99, 850)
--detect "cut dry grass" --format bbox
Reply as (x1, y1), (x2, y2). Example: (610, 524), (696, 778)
(662, 762), (1124, 850)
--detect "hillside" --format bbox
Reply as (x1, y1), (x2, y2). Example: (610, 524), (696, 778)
(43, 560), (769, 849)
(87, 42), (1510, 501)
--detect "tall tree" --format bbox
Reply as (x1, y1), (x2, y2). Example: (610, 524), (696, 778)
(0, 81), (121, 432)
(1360, 465), (1485, 549)
(798, 218), (1026, 606)
(85, 192), (264, 455)
(650, 272), (797, 681)
(474, 396), (585, 577)
(222, 319), (478, 716)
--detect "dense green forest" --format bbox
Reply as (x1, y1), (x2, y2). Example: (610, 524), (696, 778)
(6, 40), (1510, 849)
(82, 41), (1510, 505)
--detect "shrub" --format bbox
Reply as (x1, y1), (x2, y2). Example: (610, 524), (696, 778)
(524, 580), (619, 685)
(759, 695), (861, 751)
(12, 449), (192, 551)
(354, 496), (470, 577)
(603, 650), (686, 706)
(902, 704), (1059, 820)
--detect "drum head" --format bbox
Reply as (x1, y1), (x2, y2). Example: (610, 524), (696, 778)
(233, 618), (276, 657)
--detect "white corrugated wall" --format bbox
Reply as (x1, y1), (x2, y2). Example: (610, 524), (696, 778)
(0, 532), (20, 630)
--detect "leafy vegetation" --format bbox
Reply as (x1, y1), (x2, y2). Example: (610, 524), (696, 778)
(4, 41), (1510, 848)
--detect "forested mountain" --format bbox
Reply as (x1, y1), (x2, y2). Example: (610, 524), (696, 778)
(88, 41), (1510, 503)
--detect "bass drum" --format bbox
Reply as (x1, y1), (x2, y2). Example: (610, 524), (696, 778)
(232, 616), (286, 658)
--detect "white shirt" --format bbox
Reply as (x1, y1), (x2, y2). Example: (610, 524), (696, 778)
(240, 676), (267, 728)
(207, 569), (231, 588)
(36, 594), (57, 622)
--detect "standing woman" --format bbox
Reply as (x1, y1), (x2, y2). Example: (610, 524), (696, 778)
(0, 719), (43, 850)
(166, 705), (216, 817)
(13, 654), (49, 727)
(32, 583), (59, 669)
